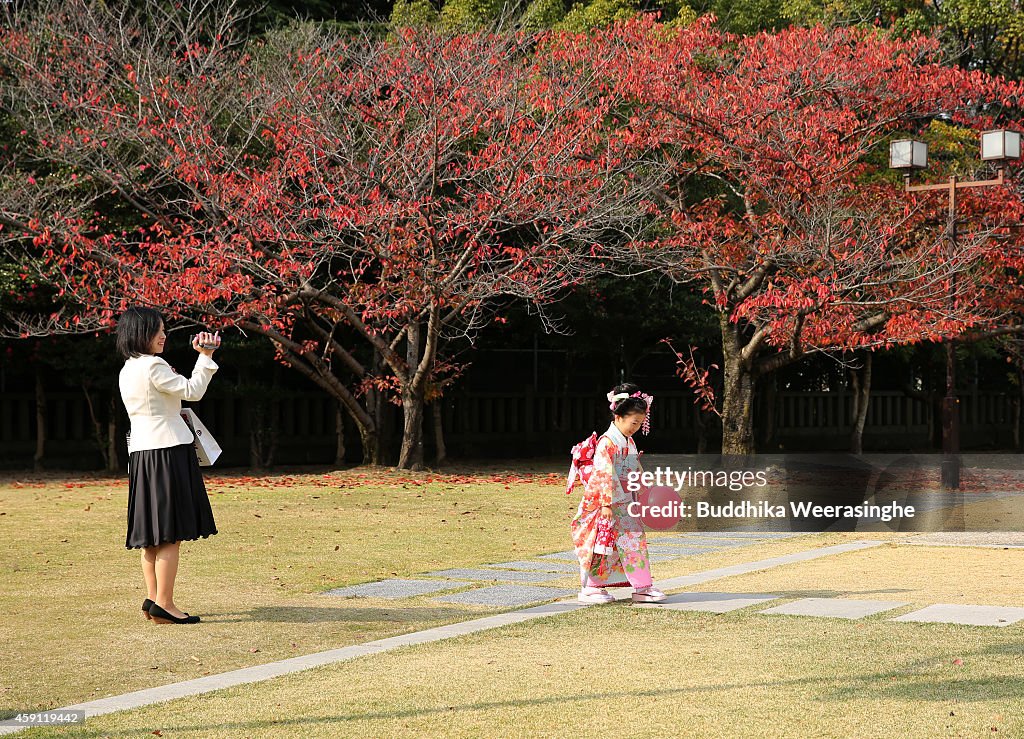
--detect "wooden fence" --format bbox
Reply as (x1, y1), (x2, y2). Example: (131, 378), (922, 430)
(1, 387), (1018, 469)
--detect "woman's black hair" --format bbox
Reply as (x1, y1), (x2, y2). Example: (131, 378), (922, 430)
(610, 382), (647, 417)
(116, 307), (164, 359)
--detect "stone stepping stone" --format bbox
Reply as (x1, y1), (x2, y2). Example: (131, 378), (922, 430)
(422, 568), (564, 584)
(484, 560), (579, 573)
(435, 585), (574, 608)
(655, 535), (753, 546)
(892, 604), (1024, 627)
(647, 545), (723, 558)
(759, 597), (910, 619)
(323, 578), (474, 599)
(538, 551), (580, 561)
(647, 538), (722, 548)
(655, 536), (753, 548)
(651, 536), (741, 548)
(633, 591), (782, 613)
(709, 531), (802, 538)
(649, 553), (682, 562)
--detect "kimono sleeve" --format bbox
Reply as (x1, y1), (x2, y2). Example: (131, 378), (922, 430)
(587, 436), (618, 508)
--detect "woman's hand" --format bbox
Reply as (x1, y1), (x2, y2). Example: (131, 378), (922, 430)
(192, 331), (221, 357)
(600, 505), (613, 520)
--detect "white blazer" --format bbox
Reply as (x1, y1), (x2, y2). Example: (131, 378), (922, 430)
(119, 353), (219, 453)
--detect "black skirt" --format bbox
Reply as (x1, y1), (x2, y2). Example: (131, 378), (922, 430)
(126, 443), (218, 549)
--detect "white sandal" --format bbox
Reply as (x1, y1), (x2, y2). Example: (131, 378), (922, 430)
(631, 586), (667, 603)
(578, 586), (615, 604)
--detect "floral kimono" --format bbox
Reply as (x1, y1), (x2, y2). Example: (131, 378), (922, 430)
(570, 423), (653, 590)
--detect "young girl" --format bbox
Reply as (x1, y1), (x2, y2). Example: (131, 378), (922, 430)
(571, 383), (667, 604)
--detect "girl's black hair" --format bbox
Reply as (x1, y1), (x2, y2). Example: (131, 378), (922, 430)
(610, 382), (647, 417)
(116, 307), (164, 359)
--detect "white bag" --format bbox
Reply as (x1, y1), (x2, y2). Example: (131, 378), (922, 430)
(179, 408), (222, 466)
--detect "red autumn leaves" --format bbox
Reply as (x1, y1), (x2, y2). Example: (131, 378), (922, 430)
(4, 7), (1024, 461)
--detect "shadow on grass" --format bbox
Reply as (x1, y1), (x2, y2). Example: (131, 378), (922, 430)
(17, 687), (738, 737)
(201, 605), (475, 624)
(829, 675), (1024, 702)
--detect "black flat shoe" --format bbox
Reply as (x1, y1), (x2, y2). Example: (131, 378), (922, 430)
(147, 603), (200, 624)
(142, 598), (154, 620)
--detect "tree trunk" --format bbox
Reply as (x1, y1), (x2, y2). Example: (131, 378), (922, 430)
(433, 399), (447, 466)
(33, 370), (46, 472)
(249, 400), (279, 469)
(107, 389), (119, 472)
(240, 320), (379, 466)
(719, 320), (756, 456)
(398, 388), (425, 470)
(359, 423), (380, 467)
(398, 321), (425, 470)
(249, 404), (265, 469)
(760, 374), (777, 450)
(368, 347), (384, 465)
(695, 409), (707, 455)
(81, 383), (111, 470)
(334, 402), (346, 467)
(849, 352), (872, 455)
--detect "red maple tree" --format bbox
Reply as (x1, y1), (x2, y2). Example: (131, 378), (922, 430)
(0, 1), (651, 468)
(554, 17), (1024, 453)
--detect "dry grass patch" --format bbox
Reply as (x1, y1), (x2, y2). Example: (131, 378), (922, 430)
(18, 602), (1024, 738)
(0, 465), (577, 711)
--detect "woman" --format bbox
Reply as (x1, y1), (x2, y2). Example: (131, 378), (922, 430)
(117, 307), (221, 625)
(571, 382), (666, 604)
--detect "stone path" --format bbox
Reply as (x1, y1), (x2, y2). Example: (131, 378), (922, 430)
(484, 560), (579, 573)
(635, 591), (1024, 628)
(0, 601), (587, 737)
(0, 536), (879, 735)
(322, 578), (473, 599)
(323, 530), (809, 608)
(7, 535), (1022, 736)
(760, 597), (909, 619)
(421, 567), (565, 584)
(638, 592), (781, 613)
(436, 585), (574, 607)
(892, 604), (1024, 627)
